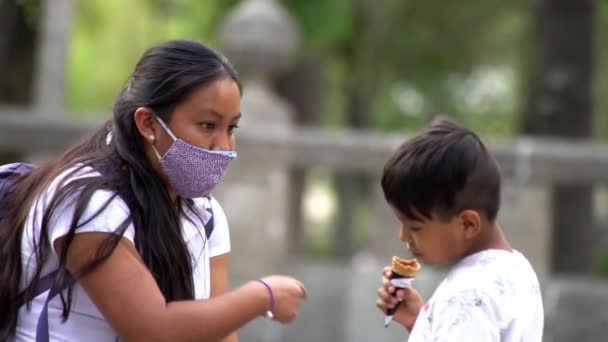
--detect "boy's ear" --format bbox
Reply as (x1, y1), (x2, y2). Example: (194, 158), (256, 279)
(459, 210), (481, 240)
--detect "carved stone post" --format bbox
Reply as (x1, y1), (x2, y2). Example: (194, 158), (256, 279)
(217, 0), (300, 279)
(34, 0), (74, 116)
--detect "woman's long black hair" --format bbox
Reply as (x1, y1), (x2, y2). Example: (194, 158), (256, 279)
(0, 40), (241, 339)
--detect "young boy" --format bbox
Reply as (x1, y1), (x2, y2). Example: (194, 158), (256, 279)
(375, 118), (543, 341)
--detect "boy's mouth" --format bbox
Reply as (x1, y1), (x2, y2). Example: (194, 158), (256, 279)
(405, 243), (422, 257)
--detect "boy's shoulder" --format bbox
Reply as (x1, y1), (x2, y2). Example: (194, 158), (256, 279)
(441, 249), (540, 300)
(410, 250), (544, 341)
(420, 250), (543, 338)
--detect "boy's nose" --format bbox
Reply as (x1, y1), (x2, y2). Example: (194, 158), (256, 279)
(399, 226), (411, 243)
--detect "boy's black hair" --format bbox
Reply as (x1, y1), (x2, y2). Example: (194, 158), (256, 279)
(381, 117), (501, 222)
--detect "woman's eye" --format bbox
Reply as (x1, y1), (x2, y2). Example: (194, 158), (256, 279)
(228, 124), (239, 134)
(410, 227), (422, 233)
(200, 122), (216, 130)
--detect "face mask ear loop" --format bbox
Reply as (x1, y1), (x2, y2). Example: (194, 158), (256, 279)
(151, 143), (163, 160)
(154, 115), (178, 141)
(151, 115), (178, 160)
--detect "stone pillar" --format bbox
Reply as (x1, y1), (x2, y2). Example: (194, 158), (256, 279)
(366, 173), (407, 262)
(27, 0), (74, 165)
(217, 0), (300, 280)
(34, 0), (74, 116)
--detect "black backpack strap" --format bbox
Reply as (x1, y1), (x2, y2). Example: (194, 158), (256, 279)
(14, 270), (75, 308)
(1, 162), (76, 341)
(33, 271), (75, 342)
(0, 162), (34, 180)
(203, 205), (214, 239)
(14, 270), (75, 342)
(0, 163), (34, 212)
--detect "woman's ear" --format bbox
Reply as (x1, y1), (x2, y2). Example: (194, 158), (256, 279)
(459, 210), (482, 240)
(133, 107), (158, 144)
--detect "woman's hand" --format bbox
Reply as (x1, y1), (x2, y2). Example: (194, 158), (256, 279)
(376, 266), (423, 331)
(258, 275), (307, 323)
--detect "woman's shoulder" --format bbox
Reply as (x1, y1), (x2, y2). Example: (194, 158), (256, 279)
(46, 164), (102, 191)
(38, 164), (129, 215)
(190, 196), (223, 213)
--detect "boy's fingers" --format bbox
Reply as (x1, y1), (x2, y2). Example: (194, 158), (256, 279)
(395, 289), (406, 300)
(398, 287), (418, 301)
(381, 277), (395, 294)
(376, 299), (390, 312)
(403, 287), (416, 297)
(376, 299), (398, 310)
(377, 287), (391, 301)
(377, 287), (399, 306)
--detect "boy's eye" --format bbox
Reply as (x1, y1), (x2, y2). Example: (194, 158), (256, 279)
(410, 226), (422, 233)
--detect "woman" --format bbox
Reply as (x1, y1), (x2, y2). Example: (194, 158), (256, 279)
(0, 40), (306, 341)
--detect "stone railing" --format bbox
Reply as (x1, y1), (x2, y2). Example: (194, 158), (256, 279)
(3, 109), (608, 184)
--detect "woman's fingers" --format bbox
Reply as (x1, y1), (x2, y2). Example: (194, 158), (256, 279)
(297, 281), (308, 299)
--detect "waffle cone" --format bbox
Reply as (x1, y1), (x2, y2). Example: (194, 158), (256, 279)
(390, 256), (420, 278)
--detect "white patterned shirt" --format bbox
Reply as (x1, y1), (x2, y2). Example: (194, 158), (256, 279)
(408, 249), (543, 342)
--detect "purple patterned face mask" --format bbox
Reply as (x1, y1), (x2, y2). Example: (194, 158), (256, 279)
(152, 116), (236, 198)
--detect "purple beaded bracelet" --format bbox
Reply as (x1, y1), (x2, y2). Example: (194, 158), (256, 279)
(256, 279), (275, 319)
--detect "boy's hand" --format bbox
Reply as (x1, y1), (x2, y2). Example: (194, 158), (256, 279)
(376, 266), (424, 331)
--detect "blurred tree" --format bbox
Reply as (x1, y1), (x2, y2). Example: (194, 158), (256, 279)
(68, 0), (224, 113)
(597, 1), (608, 139)
(521, 0), (596, 274)
(67, 0), (528, 132)
(276, 0), (527, 257)
(196, 0), (525, 257)
(64, 0), (608, 266)
(597, 0), (608, 278)
(0, 0), (41, 163)
(0, 0), (40, 105)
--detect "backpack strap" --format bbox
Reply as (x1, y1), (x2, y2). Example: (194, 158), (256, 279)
(34, 272), (74, 342)
(203, 206), (214, 239)
(0, 163), (34, 214)
(14, 270), (75, 342)
(25, 204), (212, 341)
(0, 162), (75, 341)
(0, 162), (34, 180)
(14, 270), (60, 309)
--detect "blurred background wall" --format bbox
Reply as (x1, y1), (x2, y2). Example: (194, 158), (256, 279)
(1, 0), (608, 340)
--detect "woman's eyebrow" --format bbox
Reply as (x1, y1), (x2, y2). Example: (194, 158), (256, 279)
(206, 109), (241, 121)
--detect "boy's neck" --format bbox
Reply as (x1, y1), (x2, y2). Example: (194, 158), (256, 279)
(464, 222), (512, 257)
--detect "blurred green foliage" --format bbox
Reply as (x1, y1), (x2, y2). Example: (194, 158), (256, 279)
(67, 0), (526, 134)
(61, 0), (608, 274)
(67, 0), (226, 114)
(67, 0), (608, 139)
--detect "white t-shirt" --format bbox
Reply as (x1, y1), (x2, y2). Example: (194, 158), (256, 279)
(13, 166), (231, 342)
(408, 249), (544, 342)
